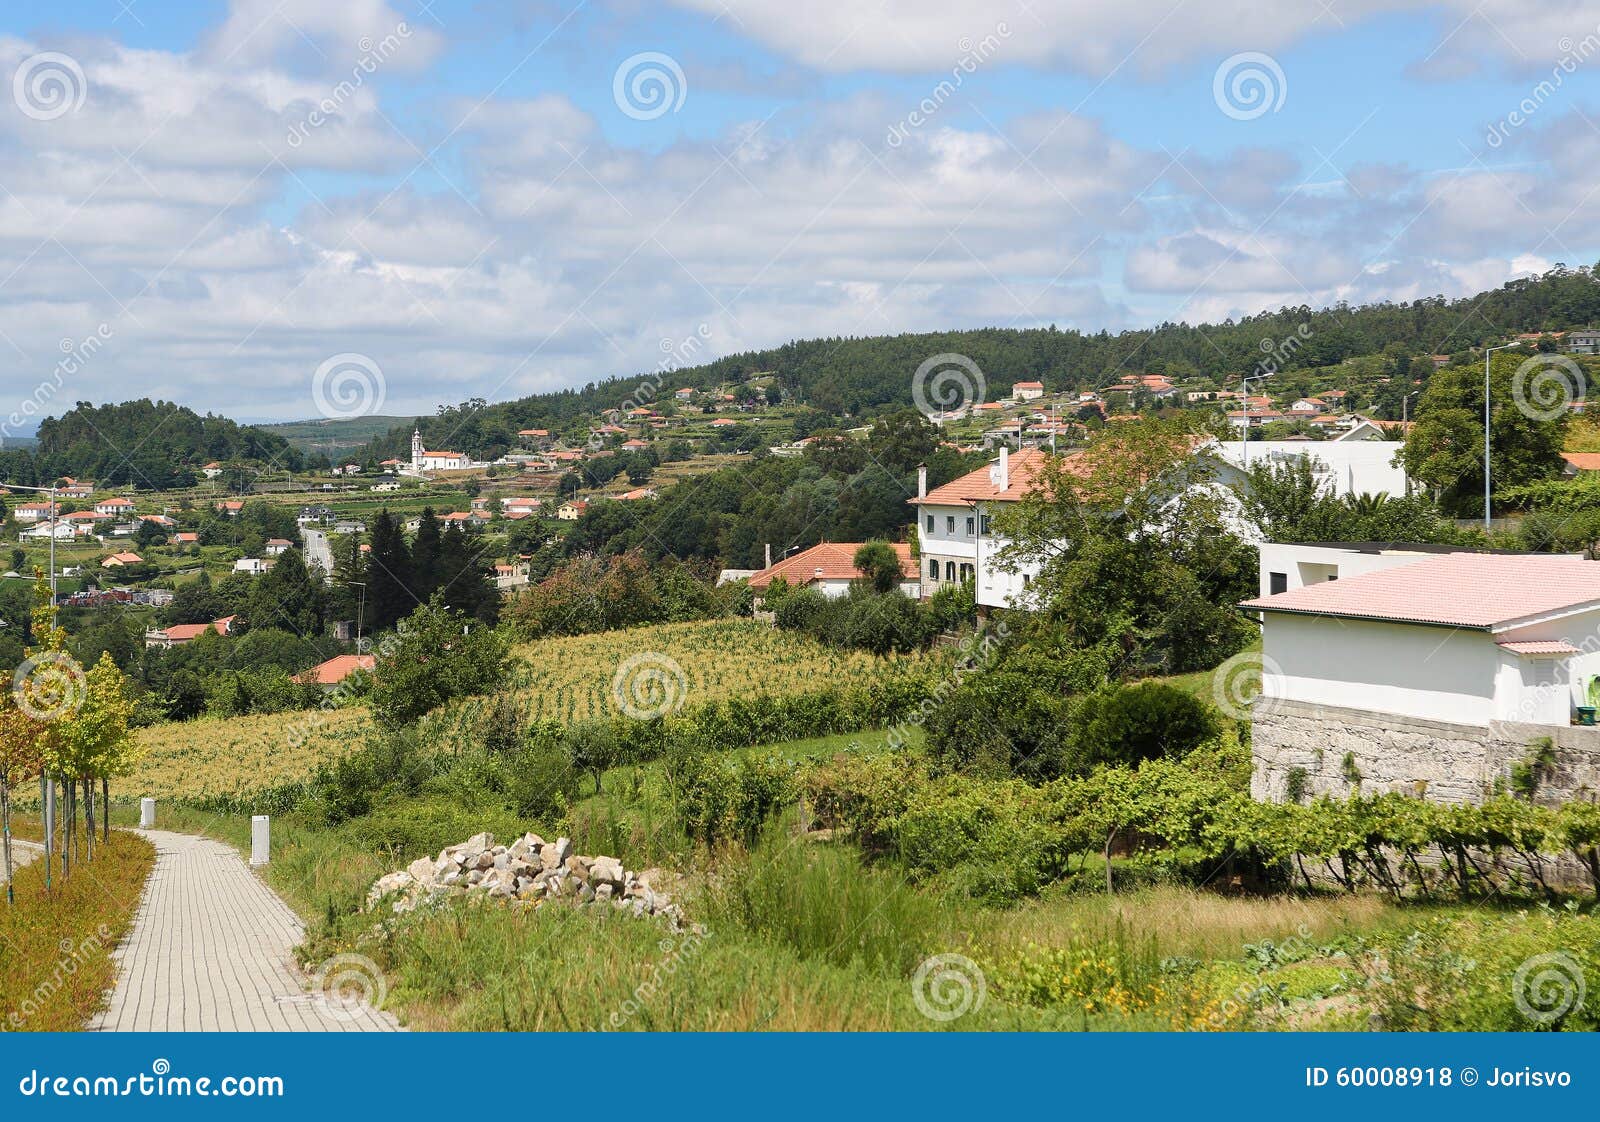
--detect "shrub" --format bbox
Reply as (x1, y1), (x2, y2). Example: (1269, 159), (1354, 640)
(1067, 682), (1223, 772)
(923, 669), (1072, 780)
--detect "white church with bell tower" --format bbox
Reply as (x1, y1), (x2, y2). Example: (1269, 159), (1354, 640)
(410, 428), (470, 472)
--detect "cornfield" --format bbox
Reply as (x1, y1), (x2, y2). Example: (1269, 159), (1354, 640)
(125, 708), (371, 803)
(121, 620), (931, 801)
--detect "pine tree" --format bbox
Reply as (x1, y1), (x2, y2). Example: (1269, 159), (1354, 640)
(410, 508), (442, 603)
(365, 510), (414, 632)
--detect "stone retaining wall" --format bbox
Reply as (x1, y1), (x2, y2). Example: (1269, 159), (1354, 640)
(1251, 700), (1600, 808)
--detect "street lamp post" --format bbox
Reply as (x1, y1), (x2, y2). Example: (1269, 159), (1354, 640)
(1483, 342), (1522, 531)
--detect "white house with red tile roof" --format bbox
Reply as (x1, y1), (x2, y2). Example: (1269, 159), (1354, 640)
(912, 446), (1050, 610)
(94, 496), (136, 516)
(1011, 380), (1045, 402)
(748, 542), (919, 599)
(1243, 552), (1600, 727)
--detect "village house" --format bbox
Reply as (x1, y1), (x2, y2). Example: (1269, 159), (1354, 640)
(747, 542), (919, 600)
(233, 557), (275, 575)
(94, 496), (136, 517)
(912, 447), (1046, 610)
(144, 615), (236, 649)
(556, 500), (588, 521)
(101, 551), (143, 568)
(202, 462), (223, 478)
(411, 428), (471, 472)
(296, 654), (376, 688)
(494, 561), (531, 591)
(264, 538), (294, 556)
(1011, 381), (1045, 402)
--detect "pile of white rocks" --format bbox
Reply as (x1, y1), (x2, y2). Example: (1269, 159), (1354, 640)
(366, 831), (682, 925)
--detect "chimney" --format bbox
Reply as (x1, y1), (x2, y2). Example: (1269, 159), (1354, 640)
(990, 445), (1009, 492)
(764, 543), (772, 569)
(916, 464), (927, 499)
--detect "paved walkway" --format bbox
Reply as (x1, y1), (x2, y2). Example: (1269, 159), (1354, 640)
(92, 830), (402, 1032)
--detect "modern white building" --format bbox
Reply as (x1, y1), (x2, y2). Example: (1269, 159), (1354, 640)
(1214, 439), (1409, 501)
(912, 447), (1045, 610)
(1243, 552), (1600, 728)
(1253, 540), (1497, 597)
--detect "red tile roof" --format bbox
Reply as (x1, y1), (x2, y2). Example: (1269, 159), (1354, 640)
(917, 448), (1059, 506)
(748, 542), (917, 591)
(297, 654), (376, 686)
(1243, 553), (1600, 629)
(1562, 452), (1600, 472)
(1498, 639), (1581, 655)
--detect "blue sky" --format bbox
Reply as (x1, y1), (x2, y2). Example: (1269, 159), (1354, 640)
(1, 0), (1598, 423)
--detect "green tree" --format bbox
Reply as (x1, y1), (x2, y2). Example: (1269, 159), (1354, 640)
(1402, 351), (1568, 515)
(851, 541), (904, 594)
(369, 595), (511, 726)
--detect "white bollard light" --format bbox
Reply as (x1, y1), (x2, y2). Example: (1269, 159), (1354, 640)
(250, 815), (270, 866)
(139, 798), (155, 829)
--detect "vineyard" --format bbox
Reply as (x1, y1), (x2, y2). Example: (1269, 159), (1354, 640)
(115, 620), (930, 802)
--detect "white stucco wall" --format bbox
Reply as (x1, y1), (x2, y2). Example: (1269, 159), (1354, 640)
(1261, 614), (1497, 725)
(1255, 542), (1436, 596)
(1261, 605), (1600, 728)
(1216, 441), (1409, 499)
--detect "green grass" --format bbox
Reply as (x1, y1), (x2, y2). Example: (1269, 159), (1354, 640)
(0, 830), (156, 1031)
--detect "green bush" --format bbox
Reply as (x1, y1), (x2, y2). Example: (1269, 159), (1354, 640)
(1068, 682), (1223, 771)
(923, 669), (1072, 780)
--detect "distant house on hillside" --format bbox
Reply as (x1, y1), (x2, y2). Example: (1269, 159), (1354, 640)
(1565, 330), (1600, 355)
(145, 616), (236, 649)
(1012, 381), (1045, 402)
(556, 500), (588, 521)
(296, 654), (376, 688)
(101, 552), (143, 568)
(747, 542), (919, 600)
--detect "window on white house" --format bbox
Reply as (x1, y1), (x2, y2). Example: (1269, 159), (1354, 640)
(946, 516), (955, 533)
(965, 516), (975, 535)
(928, 558), (938, 579)
(945, 561), (955, 581)
(926, 514), (934, 532)
(1269, 572), (1287, 595)
(980, 514), (991, 535)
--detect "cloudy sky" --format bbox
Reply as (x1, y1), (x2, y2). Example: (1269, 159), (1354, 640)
(2, 0), (1599, 424)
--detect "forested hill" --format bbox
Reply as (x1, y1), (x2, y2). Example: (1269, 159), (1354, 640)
(361, 264), (1600, 460)
(0, 399), (304, 488)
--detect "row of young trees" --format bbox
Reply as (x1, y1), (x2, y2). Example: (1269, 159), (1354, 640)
(0, 573), (137, 901)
